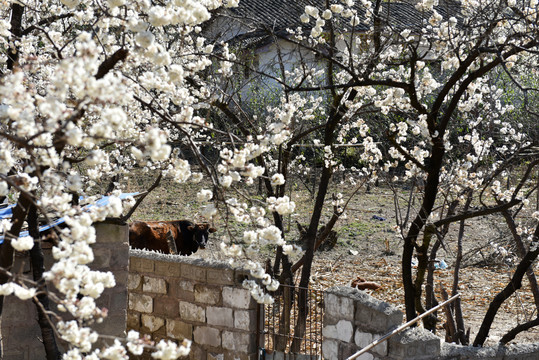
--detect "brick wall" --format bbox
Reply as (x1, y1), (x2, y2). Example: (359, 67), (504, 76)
(321, 286), (539, 360)
(128, 250), (259, 360)
(1, 222), (129, 359)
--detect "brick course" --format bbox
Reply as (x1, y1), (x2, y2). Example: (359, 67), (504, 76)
(128, 251), (258, 359)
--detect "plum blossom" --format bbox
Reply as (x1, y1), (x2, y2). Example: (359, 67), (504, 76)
(100, 339), (128, 359)
(13, 285), (36, 300)
(126, 330), (145, 355)
(331, 4), (344, 13)
(151, 339), (191, 359)
(11, 236), (34, 252)
(322, 9), (332, 19)
(58, 321), (98, 353)
(270, 173), (285, 186)
(197, 189), (213, 202)
(0, 181), (8, 196)
(257, 225), (284, 246)
(305, 6), (319, 18)
(201, 204), (218, 218)
(135, 31), (155, 48)
(243, 279), (274, 304)
(267, 196), (296, 215)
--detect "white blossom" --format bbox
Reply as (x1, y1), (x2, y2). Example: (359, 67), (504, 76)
(305, 6), (319, 18)
(126, 330), (144, 355)
(13, 284), (36, 300)
(197, 189), (213, 202)
(11, 236), (34, 252)
(151, 339), (191, 359)
(270, 173), (285, 186)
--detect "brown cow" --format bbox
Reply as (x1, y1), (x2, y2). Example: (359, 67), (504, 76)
(129, 220), (217, 255)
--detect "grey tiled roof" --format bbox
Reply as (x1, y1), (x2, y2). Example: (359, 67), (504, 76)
(222, 0), (460, 46)
(227, 0), (369, 32)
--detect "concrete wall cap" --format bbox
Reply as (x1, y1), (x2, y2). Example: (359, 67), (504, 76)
(129, 250), (250, 273)
(325, 286), (402, 316)
(391, 327), (440, 344)
(440, 342), (539, 358)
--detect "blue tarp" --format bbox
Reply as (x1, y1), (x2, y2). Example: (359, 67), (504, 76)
(0, 192), (139, 243)
(0, 204), (15, 219)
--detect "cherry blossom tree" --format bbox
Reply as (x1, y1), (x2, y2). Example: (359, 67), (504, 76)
(0, 0), (239, 358)
(205, 0), (539, 346)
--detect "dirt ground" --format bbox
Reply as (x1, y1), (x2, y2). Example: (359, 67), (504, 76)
(125, 174), (539, 347)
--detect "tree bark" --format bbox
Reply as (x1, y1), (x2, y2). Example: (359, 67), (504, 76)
(501, 209), (539, 309)
(441, 285), (457, 343)
(473, 224), (539, 346)
(451, 195), (471, 345)
(0, 194), (31, 358)
(274, 279), (293, 352)
(0, 195), (32, 314)
(414, 224), (435, 314)
(500, 317), (539, 344)
(6, 4), (24, 70)
(402, 136), (445, 321)
(425, 239), (441, 310)
(28, 205), (61, 359)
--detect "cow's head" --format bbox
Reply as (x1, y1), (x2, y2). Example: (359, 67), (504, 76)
(187, 223), (217, 249)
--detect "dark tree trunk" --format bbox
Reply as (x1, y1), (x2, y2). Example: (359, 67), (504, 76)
(474, 224), (539, 346)
(415, 225), (437, 331)
(441, 285), (457, 343)
(290, 165), (332, 351)
(501, 317), (539, 344)
(0, 195), (31, 358)
(274, 279), (293, 352)
(28, 205), (61, 359)
(403, 136), (445, 322)
(414, 224), (435, 312)
(451, 195), (471, 345)
(6, 4), (24, 70)
(0, 195), (32, 313)
(425, 200), (459, 331)
(425, 239), (441, 310)
(501, 209), (539, 309)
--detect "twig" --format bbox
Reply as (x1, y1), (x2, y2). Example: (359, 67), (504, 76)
(120, 174), (162, 222)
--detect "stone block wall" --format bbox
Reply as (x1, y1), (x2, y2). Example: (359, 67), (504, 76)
(1, 222), (129, 359)
(322, 286), (406, 360)
(128, 250), (259, 360)
(322, 286), (539, 360)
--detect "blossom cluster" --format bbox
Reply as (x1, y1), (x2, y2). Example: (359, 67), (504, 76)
(0, 0), (239, 358)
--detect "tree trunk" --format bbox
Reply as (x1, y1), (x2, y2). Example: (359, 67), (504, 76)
(0, 195), (32, 358)
(7, 3), (24, 70)
(290, 286), (307, 353)
(274, 279), (293, 352)
(501, 209), (539, 309)
(474, 224), (539, 346)
(0, 195), (32, 313)
(403, 136), (445, 321)
(451, 195), (471, 345)
(28, 205), (61, 359)
(425, 239), (441, 316)
(290, 165), (332, 351)
(441, 285), (457, 343)
(501, 317), (539, 344)
(414, 224), (435, 312)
